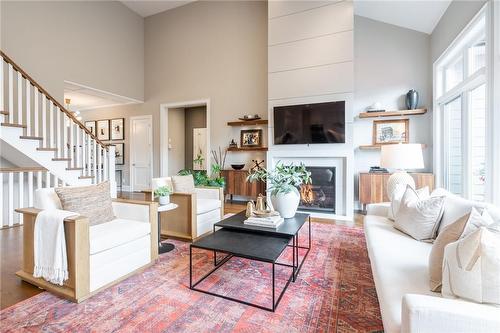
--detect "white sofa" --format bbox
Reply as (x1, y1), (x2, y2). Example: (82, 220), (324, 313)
(16, 188), (158, 302)
(365, 199), (500, 333)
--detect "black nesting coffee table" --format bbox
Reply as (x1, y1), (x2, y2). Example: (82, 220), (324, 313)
(189, 211), (311, 312)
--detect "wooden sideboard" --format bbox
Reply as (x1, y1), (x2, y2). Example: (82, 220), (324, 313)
(221, 169), (266, 202)
(359, 172), (434, 209)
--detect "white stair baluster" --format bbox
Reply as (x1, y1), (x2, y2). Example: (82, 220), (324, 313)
(93, 139), (97, 183)
(87, 134), (91, 176)
(8, 64), (13, 120)
(68, 121), (73, 164)
(37, 170), (42, 189)
(34, 89), (39, 137)
(28, 171), (34, 207)
(56, 107), (61, 157)
(75, 126), (80, 168)
(17, 71), (22, 125)
(49, 103), (54, 148)
(8, 172), (13, 227)
(63, 114), (68, 158)
(18, 172), (24, 224)
(42, 95), (47, 147)
(45, 171), (50, 188)
(97, 145), (102, 183)
(104, 147), (108, 181)
(25, 81), (31, 136)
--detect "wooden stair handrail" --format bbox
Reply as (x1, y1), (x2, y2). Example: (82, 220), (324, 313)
(0, 50), (108, 150)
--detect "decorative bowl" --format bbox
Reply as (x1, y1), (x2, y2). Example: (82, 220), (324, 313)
(231, 164), (245, 170)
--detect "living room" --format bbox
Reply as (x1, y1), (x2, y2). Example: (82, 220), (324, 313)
(1, 0), (499, 332)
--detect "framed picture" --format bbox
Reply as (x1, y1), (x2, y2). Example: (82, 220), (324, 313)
(85, 121), (96, 136)
(110, 118), (125, 141)
(96, 120), (110, 141)
(114, 143), (125, 165)
(373, 119), (409, 145)
(240, 129), (263, 148)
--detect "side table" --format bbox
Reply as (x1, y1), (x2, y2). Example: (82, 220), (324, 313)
(157, 203), (178, 254)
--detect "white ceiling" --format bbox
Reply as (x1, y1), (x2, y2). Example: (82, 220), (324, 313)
(121, 1), (195, 18)
(64, 82), (141, 112)
(354, 0), (452, 34)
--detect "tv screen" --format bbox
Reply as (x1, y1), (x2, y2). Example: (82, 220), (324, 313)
(274, 101), (345, 144)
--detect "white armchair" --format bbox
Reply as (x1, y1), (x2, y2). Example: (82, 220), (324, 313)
(15, 188), (158, 303)
(152, 176), (224, 241)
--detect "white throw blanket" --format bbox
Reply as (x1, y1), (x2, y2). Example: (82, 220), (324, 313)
(34, 209), (78, 286)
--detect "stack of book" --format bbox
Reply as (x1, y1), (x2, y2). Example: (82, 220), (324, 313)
(244, 215), (284, 228)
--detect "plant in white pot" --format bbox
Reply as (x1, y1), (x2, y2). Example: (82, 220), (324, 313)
(247, 162), (311, 218)
(154, 185), (173, 205)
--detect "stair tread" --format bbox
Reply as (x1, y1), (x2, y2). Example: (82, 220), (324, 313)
(67, 167), (83, 170)
(53, 158), (71, 161)
(2, 122), (27, 128)
(37, 147), (58, 151)
(79, 175), (94, 179)
(0, 111), (9, 115)
(20, 135), (43, 140)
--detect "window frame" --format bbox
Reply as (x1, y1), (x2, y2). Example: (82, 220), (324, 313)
(433, 4), (492, 202)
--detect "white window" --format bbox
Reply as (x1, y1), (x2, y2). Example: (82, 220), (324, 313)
(434, 7), (490, 202)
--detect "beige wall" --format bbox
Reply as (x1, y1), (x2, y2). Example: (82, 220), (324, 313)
(0, 1), (144, 102)
(82, 1), (267, 186)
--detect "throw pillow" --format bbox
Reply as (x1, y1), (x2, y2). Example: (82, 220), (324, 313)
(442, 223), (500, 305)
(389, 185), (429, 220)
(171, 175), (195, 193)
(54, 181), (115, 226)
(431, 188), (488, 234)
(428, 208), (494, 291)
(394, 185), (445, 241)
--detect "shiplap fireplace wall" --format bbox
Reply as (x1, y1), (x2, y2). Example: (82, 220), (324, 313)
(267, 1), (354, 219)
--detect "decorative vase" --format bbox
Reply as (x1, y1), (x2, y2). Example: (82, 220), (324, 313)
(159, 195), (170, 205)
(270, 187), (300, 219)
(405, 89), (419, 110)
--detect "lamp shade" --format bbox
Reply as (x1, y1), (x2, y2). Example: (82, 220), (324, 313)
(380, 144), (424, 170)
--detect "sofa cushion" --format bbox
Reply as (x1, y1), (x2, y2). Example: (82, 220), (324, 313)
(197, 198), (221, 215)
(89, 218), (151, 255)
(429, 208), (494, 291)
(364, 214), (438, 333)
(389, 185), (428, 220)
(442, 223), (500, 305)
(394, 186), (445, 241)
(432, 188), (488, 234)
(55, 181), (115, 226)
(172, 175), (195, 193)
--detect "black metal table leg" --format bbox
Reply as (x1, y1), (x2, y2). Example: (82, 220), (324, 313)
(158, 212), (175, 254)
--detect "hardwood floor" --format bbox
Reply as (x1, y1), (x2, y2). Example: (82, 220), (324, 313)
(0, 192), (363, 310)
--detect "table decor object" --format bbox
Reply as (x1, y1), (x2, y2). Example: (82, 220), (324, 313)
(405, 89), (419, 109)
(155, 185), (173, 205)
(373, 119), (409, 145)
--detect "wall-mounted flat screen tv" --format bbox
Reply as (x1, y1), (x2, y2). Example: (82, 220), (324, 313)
(273, 101), (345, 144)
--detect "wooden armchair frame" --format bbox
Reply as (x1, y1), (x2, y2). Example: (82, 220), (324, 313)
(14, 198), (158, 303)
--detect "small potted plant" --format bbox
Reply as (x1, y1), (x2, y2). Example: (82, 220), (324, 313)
(154, 185), (173, 205)
(247, 162), (311, 218)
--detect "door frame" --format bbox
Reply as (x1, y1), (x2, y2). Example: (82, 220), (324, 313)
(159, 99), (211, 176)
(129, 115), (153, 192)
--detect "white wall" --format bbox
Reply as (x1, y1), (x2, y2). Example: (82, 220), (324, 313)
(353, 16), (433, 207)
(0, 1), (144, 102)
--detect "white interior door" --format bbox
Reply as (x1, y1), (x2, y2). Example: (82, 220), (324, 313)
(130, 116), (152, 191)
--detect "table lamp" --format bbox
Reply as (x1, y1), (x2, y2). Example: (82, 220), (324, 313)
(380, 143), (424, 199)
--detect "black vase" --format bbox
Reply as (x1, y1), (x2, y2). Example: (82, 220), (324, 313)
(405, 89), (419, 110)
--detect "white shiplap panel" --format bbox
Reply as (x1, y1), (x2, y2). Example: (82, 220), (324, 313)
(269, 61), (353, 100)
(269, 1), (353, 45)
(269, 30), (353, 73)
(268, 1), (337, 19)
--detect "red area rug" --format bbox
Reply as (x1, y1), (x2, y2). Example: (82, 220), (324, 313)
(0, 223), (383, 332)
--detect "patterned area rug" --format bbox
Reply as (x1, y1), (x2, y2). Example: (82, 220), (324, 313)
(0, 223), (383, 333)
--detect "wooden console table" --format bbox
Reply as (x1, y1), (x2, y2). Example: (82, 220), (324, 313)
(221, 169), (265, 202)
(359, 172), (434, 209)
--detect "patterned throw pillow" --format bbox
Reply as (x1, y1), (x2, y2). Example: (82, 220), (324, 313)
(171, 175), (195, 193)
(428, 208), (494, 291)
(442, 223), (500, 305)
(394, 185), (445, 241)
(54, 181), (115, 226)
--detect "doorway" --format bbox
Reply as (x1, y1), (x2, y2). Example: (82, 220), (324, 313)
(160, 100), (210, 176)
(129, 115), (153, 191)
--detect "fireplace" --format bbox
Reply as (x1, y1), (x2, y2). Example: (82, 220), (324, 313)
(299, 166), (335, 213)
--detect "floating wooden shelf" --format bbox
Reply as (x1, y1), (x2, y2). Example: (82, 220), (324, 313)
(227, 147), (268, 152)
(358, 144), (428, 150)
(359, 108), (427, 118)
(227, 119), (268, 126)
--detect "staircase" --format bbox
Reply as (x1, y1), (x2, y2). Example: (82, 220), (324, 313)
(0, 51), (116, 228)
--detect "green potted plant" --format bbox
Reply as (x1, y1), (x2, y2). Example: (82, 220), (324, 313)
(247, 162), (311, 218)
(154, 185), (173, 205)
